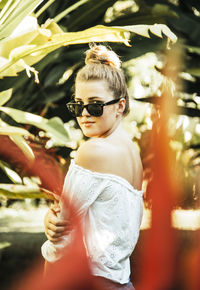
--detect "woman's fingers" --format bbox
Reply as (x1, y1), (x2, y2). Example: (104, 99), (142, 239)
(44, 207), (73, 242)
(50, 202), (60, 215)
(47, 229), (63, 239)
(46, 228), (72, 242)
(47, 236), (63, 243)
(48, 220), (73, 234)
(46, 230), (64, 242)
(48, 223), (66, 234)
(48, 212), (69, 227)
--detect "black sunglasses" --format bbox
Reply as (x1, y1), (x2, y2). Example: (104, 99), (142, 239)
(66, 98), (122, 117)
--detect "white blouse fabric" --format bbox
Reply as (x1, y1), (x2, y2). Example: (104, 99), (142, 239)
(41, 159), (143, 284)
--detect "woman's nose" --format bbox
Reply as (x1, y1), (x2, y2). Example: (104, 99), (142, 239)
(81, 107), (90, 116)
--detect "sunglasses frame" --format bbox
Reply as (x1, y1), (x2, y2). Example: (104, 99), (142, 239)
(66, 98), (122, 117)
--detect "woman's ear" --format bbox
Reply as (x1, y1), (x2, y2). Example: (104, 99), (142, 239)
(117, 98), (126, 115)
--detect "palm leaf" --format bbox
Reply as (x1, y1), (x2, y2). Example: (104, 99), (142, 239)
(0, 124), (31, 136)
(0, 116), (35, 160)
(0, 183), (55, 200)
(0, 88), (12, 106)
(0, 0), (44, 40)
(0, 107), (71, 147)
(0, 22), (177, 78)
(9, 135), (35, 161)
(0, 160), (22, 183)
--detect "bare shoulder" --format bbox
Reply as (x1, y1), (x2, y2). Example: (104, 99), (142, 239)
(75, 137), (143, 190)
(75, 139), (112, 173)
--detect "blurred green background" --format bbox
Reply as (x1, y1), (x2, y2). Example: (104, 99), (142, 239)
(0, 1), (200, 289)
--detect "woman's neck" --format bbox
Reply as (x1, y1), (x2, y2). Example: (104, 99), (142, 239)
(98, 119), (125, 139)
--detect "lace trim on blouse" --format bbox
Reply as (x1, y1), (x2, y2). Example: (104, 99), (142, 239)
(71, 160), (143, 197)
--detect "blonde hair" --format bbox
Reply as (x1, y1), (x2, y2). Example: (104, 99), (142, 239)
(75, 44), (129, 116)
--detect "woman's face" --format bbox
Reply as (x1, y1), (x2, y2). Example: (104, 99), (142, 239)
(75, 80), (122, 138)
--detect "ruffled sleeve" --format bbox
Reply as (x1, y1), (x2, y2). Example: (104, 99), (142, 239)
(62, 160), (111, 216)
(41, 160), (111, 262)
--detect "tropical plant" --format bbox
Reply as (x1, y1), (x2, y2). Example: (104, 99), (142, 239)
(0, 0), (177, 201)
(126, 0), (200, 208)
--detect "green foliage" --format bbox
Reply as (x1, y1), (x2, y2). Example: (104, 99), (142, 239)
(0, 107), (70, 145)
(0, 183), (55, 200)
(1, 0), (199, 207)
(0, 89), (12, 106)
(0, 0), (44, 40)
(0, 0), (178, 200)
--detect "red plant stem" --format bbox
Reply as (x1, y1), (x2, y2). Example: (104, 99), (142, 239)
(138, 115), (177, 290)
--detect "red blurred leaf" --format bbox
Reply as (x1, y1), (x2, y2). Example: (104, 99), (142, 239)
(0, 135), (65, 195)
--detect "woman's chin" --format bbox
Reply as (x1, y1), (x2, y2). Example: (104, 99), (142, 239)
(82, 129), (99, 138)
(84, 132), (97, 138)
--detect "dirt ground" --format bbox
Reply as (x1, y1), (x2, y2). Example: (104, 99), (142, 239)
(0, 204), (48, 290)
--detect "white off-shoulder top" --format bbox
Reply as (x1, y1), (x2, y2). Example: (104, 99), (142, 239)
(41, 159), (143, 284)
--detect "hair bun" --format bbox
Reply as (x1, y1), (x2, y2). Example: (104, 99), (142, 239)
(85, 44), (121, 69)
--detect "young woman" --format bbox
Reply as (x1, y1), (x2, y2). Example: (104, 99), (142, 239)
(41, 44), (143, 289)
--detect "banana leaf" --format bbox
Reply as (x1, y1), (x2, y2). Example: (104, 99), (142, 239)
(0, 0), (44, 40)
(0, 88), (12, 106)
(0, 160), (22, 183)
(0, 183), (56, 200)
(0, 21), (177, 79)
(0, 107), (71, 147)
(0, 115), (35, 160)
(9, 135), (35, 160)
(0, 125), (31, 136)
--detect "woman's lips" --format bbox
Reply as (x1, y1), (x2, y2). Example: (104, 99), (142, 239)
(81, 121), (95, 127)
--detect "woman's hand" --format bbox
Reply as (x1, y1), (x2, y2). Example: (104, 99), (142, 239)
(44, 203), (71, 242)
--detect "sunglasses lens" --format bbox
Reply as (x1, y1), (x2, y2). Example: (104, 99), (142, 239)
(87, 104), (103, 116)
(67, 103), (103, 117)
(74, 104), (83, 117)
(67, 104), (81, 117)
